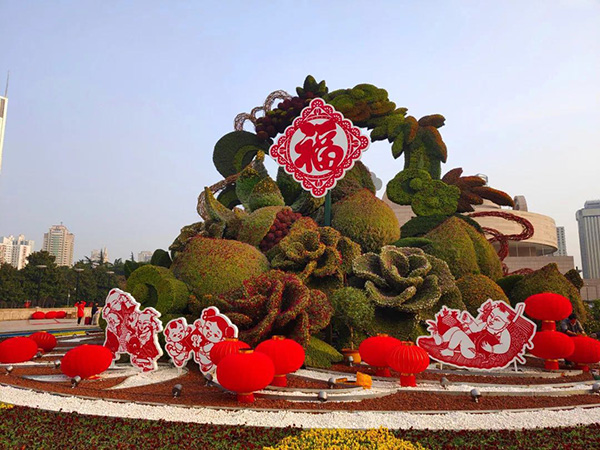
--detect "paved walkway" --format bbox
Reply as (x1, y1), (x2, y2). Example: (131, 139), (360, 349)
(0, 319), (101, 337)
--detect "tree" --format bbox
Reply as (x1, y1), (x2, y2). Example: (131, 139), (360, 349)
(21, 251), (62, 305)
(0, 263), (25, 306)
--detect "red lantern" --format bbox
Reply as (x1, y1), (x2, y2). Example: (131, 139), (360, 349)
(255, 336), (305, 387)
(210, 338), (250, 366)
(0, 337), (39, 363)
(569, 336), (600, 372)
(388, 342), (430, 387)
(525, 293), (572, 331)
(31, 311), (45, 320)
(359, 334), (403, 377)
(30, 331), (57, 352)
(217, 349), (275, 403)
(56, 311), (67, 319)
(45, 311), (58, 319)
(61, 345), (113, 379)
(531, 331), (575, 370)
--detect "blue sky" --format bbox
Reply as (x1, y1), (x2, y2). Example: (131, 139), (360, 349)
(0, 1), (599, 266)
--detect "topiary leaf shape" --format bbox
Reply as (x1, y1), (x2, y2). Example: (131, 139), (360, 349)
(366, 282), (417, 307)
(407, 254), (431, 278)
(248, 177), (285, 212)
(213, 131), (271, 178)
(352, 253), (387, 288)
(395, 275), (442, 313)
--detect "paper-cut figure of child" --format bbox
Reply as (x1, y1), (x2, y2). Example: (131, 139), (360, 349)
(164, 318), (194, 368)
(192, 307), (236, 373)
(435, 304), (512, 359)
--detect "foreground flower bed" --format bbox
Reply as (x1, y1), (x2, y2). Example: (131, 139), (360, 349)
(1, 405), (600, 449)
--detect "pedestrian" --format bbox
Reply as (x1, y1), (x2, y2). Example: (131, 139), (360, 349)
(91, 302), (99, 326)
(75, 300), (86, 325)
(560, 313), (586, 337)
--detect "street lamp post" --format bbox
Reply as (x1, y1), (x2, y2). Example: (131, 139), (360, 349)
(35, 265), (47, 305)
(74, 268), (84, 306)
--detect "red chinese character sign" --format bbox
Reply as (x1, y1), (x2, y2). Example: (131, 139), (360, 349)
(102, 288), (163, 372)
(163, 307), (238, 374)
(416, 300), (536, 371)
(269, 98), (370, 197)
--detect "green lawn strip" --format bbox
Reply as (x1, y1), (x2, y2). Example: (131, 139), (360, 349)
(1, 405), (600, 449)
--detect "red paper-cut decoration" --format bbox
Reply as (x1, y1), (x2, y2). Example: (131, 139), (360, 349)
(255, 336), (305, 387)
(269, 98), (370, 198)
(30, 331), (57, 352)
(61, 344), (113, 379)
(417, 300), (536, 371)
(0, 337), (38, 364)
(525, 292), (572, 331)
(530, 331), (575, 370)
(359, 334), (403, 377)
(31, 312), (45, 320)
(102, 288), (163, 372)
(45, 311), (57, 319)
(210, 338), (250, 366)
(163, 307), (238, 374)
(388, 342), (430, 387)
(568, 336), (600, 372)
(217, 349), (275, 403)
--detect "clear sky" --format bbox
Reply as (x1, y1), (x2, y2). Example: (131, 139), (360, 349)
(0, 1), (599, 266)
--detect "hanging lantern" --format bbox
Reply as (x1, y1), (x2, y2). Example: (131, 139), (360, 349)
(30, 331), (57, 352)
(525, 292), (572, 331)
(359, 334), (403, 377)
(531, 331), (575, 370)
(210, 338), (250, 366)
(56, 311), (67, 319)
(45, 311), (58, 320)
(216, 349), (274, 403)
(255, 336), (305, 387)
(31, 311), (45, 320)
(569, 336), (600, 372)
(61, 345), (113, 379)
(388, 342), (430, 387)
(0, 337), (39, 364)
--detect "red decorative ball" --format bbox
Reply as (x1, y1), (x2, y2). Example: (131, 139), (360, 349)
(359, 334), (403, 377)
(30, 331), (57, 352)
(217, 349), (275, 403)
(61, 345), (113, 379)
(56, 311), (67, 319)
(0, 337), (39, 363)
(45, 311), (58, 319)
(31, 311), (45, 320)
(388, 342), (430, 387)
(525, 293), (572, 322)
(210, 338), (250, 366)
(531, 331), (575, 370)
(569, 336), (600, 371)
(255, 336), (305, 387)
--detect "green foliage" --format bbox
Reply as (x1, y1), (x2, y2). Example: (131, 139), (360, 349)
(247, 177), (285, 211)
(496, 274), (524, 298)
(401, 214), (482, 238)
(237, 206), (283, 247)
(296, 75), (328, 98)
(509, 263), (588, 322)
(330, 161), (376, 203)
(386, 169), (432, 206)
(422, 216), (503, 280)
(276, 168), (325, 215)
(393, 237), (433, 249)
(150, 249), (172, 269)
(352, 246), (464, 340)
(564, 268), (584, 291)
(126, 265), (189, 315)
(329, 287), (374, 347)
(169, 222), (205, 260)
(170, 236), (269, 302)
(212, 130), (270, 178)
(331, 189), (400, 253)
(456, 274), (509, 316)
(0, 263), (25, 304)
(304, 336), (344, 369)
(584, 299), (600, 335)
(205, 270), (333, 347)
(325, 83), (397, 128)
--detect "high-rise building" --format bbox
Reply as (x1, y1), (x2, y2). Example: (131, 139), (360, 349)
(577, 200), (600, 279)
(0, 94), (7, 173)
(0, 234), (34, 269)
(42, 224), (75, 267)
(554, 226), (567, 256)
(91, 247), (109, 264)
(137, 251), (153, 263)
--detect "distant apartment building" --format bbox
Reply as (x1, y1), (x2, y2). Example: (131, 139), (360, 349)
(0, 94), (7, 173)
(137, 251), (153, 262)
(0, 234), (34, 269)
(42, 224), (74, 267)
(576, 201), (600, 279)
(91, 247), (109, 264)
(554, 226), (567, 256)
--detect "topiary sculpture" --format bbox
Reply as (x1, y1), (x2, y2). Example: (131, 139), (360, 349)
(331, 189), (400, 253)
(269, 226), (361, 297)
(126, 265), (190, 315)
(455, 273), (510, 317)
(441, 168), (514, 212)
(205, 270), (333, 347)
(352, 246), (464, 340)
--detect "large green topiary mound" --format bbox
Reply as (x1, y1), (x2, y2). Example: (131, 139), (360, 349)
(456, 273), (509, 317)
(170, 236), (270, 301)
(422, 216), (503, 281)
(126, 265), (190, 315)
(331, 189), (400, 253)
(509, 263), (588, 321)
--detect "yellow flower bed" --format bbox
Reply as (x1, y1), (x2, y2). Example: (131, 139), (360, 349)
(264, 427), (428, 450)
(0, 402), (14, 410)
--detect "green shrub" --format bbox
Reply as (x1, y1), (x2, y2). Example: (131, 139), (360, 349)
(400, 213), (482, 237)
(496, 274), (524, 298)
(150, 249), (172, 269)
(456, 274), (509, 317)
(564, 268), (584, 291)
(304, 336), (344, 369)
(126, 265), (189, 314)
